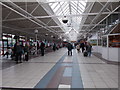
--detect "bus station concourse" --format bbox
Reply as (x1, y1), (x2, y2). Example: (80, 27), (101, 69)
(0, 0), (120, 89)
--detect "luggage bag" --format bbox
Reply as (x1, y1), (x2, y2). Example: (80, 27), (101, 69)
(83, 51), (88, 57)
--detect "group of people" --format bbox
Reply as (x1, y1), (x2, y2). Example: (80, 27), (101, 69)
(3, 42), (29, 63)
(3, 41), (62, 63)
(3, 42), (44, 63)
(76, 42), (92, 57)
(66, 41), (92, 57)
(12, 42), (29, 63)
(3, 40), (92, 63)
(38, 42), (61, 56)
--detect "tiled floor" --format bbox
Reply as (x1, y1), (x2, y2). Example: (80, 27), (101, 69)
(1, 48), (119, 89)
(77, 52), (118, 88)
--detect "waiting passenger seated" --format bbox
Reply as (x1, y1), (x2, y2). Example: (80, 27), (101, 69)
(3, 47), (12, 58)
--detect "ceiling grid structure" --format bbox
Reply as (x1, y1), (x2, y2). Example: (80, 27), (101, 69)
(49, 0), (87, 41)
(87, 4), (120, 34)
(1, 0), (120, 41)
(2, 1), (61, 39)
(79, 1), (119, 38)
(37, 0), (66, 38)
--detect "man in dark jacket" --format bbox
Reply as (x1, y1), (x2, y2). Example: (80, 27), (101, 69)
(53, 43), (56, 51)
(67, 43), (73, 56)
(86, 42), (92, 57)
(80, 43), (85, 53)
(40, 41), (45, 56)
(14, 42), (22, 63)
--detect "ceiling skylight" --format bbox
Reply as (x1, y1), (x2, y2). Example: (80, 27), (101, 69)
(48, 0), (87, 41)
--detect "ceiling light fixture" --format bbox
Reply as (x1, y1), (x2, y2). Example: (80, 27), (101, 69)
(62, 16), (68, 24)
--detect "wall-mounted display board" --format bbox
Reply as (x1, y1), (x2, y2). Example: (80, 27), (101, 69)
(109, 35), (120, 48)
(90, 39), (97, 46)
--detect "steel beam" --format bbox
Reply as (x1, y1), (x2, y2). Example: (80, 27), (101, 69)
(20, 24), (106, 30)
(1, 1), (59, 36)
(79, 2), (95, 31)
(98, 1), (111, 12)
(37, 0), (66, 33)
(2, 25), (35, 35)
(87, 5), (120, 34)
(2, 25), (56, 39)
(35, 0), (119, 4)
(30, 4), (40, 14)
(91, 2), (112, 23)
(3, 12), (119, 22)
(3, 11), (12, 20)
(80, 1), (114, 37)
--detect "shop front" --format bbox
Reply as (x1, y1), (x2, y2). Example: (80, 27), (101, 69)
(102, 34), (120, 62)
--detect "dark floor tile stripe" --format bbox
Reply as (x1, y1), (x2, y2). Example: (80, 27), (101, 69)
(63, 67), (72, 77)
(72, 50), (83, 88)
(34, 53), (67, 88)
(61, 63), (72, 67)
(46, 66), (65, 88)
(60, 77), (72, 85)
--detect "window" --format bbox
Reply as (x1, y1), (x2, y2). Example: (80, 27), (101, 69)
(102, 37), (107, 47)
(109, 35), (120, 47)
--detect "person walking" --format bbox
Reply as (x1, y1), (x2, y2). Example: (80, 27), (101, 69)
(86, 42), (92, 57)
(53, 43), (56, 51)
(80, 42), (85, 53)
(67, 43), (73, 56)
(40, 41), (45, 56)
(76, 44), (80, 53)
(14, 42), (22, 63)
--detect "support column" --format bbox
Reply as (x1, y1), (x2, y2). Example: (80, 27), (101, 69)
(0, 6), (1, 37)
(35, 33), (37, 55)
(107, 35), (109, 60)
(34, 30), (38, 55)
(97, 32), (99, 52)
(0, 3), (2, 88)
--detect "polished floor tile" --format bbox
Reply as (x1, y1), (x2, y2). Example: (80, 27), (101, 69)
(1, 48), (118, 89)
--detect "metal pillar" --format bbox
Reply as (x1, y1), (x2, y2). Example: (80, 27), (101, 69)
(0, 3), (1, 39)
(35, 30), (38, 55)
(0, 3), (2, 87)
(107, 35), (109, 60)
(35, 34), (37, 55)
(97, 32), (99, 52)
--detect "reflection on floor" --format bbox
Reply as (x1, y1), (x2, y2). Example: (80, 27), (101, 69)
(1, 48), (118, 89)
